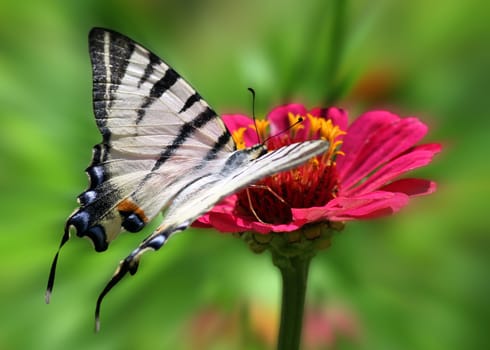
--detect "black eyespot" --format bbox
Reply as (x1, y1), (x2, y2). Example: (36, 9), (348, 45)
(68, 210), (90, 234)
(86, 165), (105, 189)
(91, 144), (103, 164)
(146, 235), (166, 250)
(78, 190), (97, 206)
(83, 225), (108, 252)
(121, 213), (145, 233)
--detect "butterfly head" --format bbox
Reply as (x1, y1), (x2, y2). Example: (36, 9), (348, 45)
(248, 143), (268, 158)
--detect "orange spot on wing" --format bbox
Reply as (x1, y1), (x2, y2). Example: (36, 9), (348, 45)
(117, 199), (149, 223)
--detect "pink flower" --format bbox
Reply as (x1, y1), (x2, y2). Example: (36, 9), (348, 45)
(194, 104), (441, 234)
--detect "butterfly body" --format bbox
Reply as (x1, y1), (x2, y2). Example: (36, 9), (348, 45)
(46, 28), (329, 328)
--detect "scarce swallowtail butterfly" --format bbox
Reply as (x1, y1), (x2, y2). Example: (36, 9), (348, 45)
(46, 28), (329, 329)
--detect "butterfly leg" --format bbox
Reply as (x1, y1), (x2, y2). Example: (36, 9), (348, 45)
(246, 184), (289, 223)
(250, 184), (288, 205)
(246, 188), (266, 224)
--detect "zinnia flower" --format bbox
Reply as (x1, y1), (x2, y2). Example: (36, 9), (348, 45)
(194, 104), (441, 234)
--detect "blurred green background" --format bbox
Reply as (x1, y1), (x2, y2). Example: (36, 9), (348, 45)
(1, 0), (489, 349)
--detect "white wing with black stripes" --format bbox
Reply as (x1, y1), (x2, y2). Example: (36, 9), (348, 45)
(46, 28), (329, 328)
(72, 28), (236, 252)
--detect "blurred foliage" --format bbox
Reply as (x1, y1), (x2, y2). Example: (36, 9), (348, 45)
(0, 0), (489, 349)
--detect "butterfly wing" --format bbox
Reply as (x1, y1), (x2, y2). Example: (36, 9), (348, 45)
(161, 141), (330, 235)
(70, 28), (236, 251)
(46, 28), (235, 301)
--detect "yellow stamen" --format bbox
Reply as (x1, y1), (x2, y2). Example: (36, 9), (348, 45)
(316, 117), (346, 159)
(288, 112), (304, 137)
(253, 120), (270, 141)
(301, 113), (348, 164)
(307, 113), (322, 137)
(231, 127), (247, 150)
(320, 120), (346, 143)
(309, 157), (320, 168)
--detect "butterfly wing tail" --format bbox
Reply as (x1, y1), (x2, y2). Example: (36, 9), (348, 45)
(45, 222), (72, 304)
(94, 221), (190, 331)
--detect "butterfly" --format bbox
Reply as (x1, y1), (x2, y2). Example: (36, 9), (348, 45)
(46, 28), (329, 330)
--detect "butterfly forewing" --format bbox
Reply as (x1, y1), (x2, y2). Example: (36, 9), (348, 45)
(69, 28), (235, 250)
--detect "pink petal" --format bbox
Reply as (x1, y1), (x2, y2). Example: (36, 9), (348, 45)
(193, 196), (238, 226)
(330, 192), (409, 220)
(336, 111), (399, 182)
(267, 105), (348, 142)
(194, 211), (253, 232)
(222, 114), (259, 146)
(290, 191), (409, 222)
(380, 178), (437, 196)
(267, 104), (308, 135)
(345, 143), (441, 196)
(222, 114), (252, 132)
(291, 206), (332, 223)
(196, 210), (307, 234)
(337, 112), (429, 190)
(250, 220), (307, 234)
(328, 191), (409, 221)
(310, 107), (349, 132)
(194, 195), (307, 234)
(412, 143), (443, 152)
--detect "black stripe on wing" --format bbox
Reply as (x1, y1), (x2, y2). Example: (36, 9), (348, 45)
(90, 28), (136, 121)
(81, 29), (231, 250)
(132, 106), (232, 194)
(179, 92), (202, 113)
(202, 131), (234, 162)
(151, 106), (219, 171)
(136, 68), (180, 124)
(90, 28), (136, 162)
(138, 51), (160, 88)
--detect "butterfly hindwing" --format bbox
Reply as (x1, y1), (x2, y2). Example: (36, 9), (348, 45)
(144, 140), (331, 247)
(94, 140), (329, 328)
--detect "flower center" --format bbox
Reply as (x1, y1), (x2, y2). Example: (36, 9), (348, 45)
(233, 113), (345, 225)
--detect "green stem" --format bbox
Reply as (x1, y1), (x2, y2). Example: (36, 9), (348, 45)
(273, 253), (313, 350)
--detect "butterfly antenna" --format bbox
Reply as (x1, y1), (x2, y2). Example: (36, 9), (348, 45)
(262, 116), (304, 144)
(45, 224), (71, 304)
(247, 87), (262, 143)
